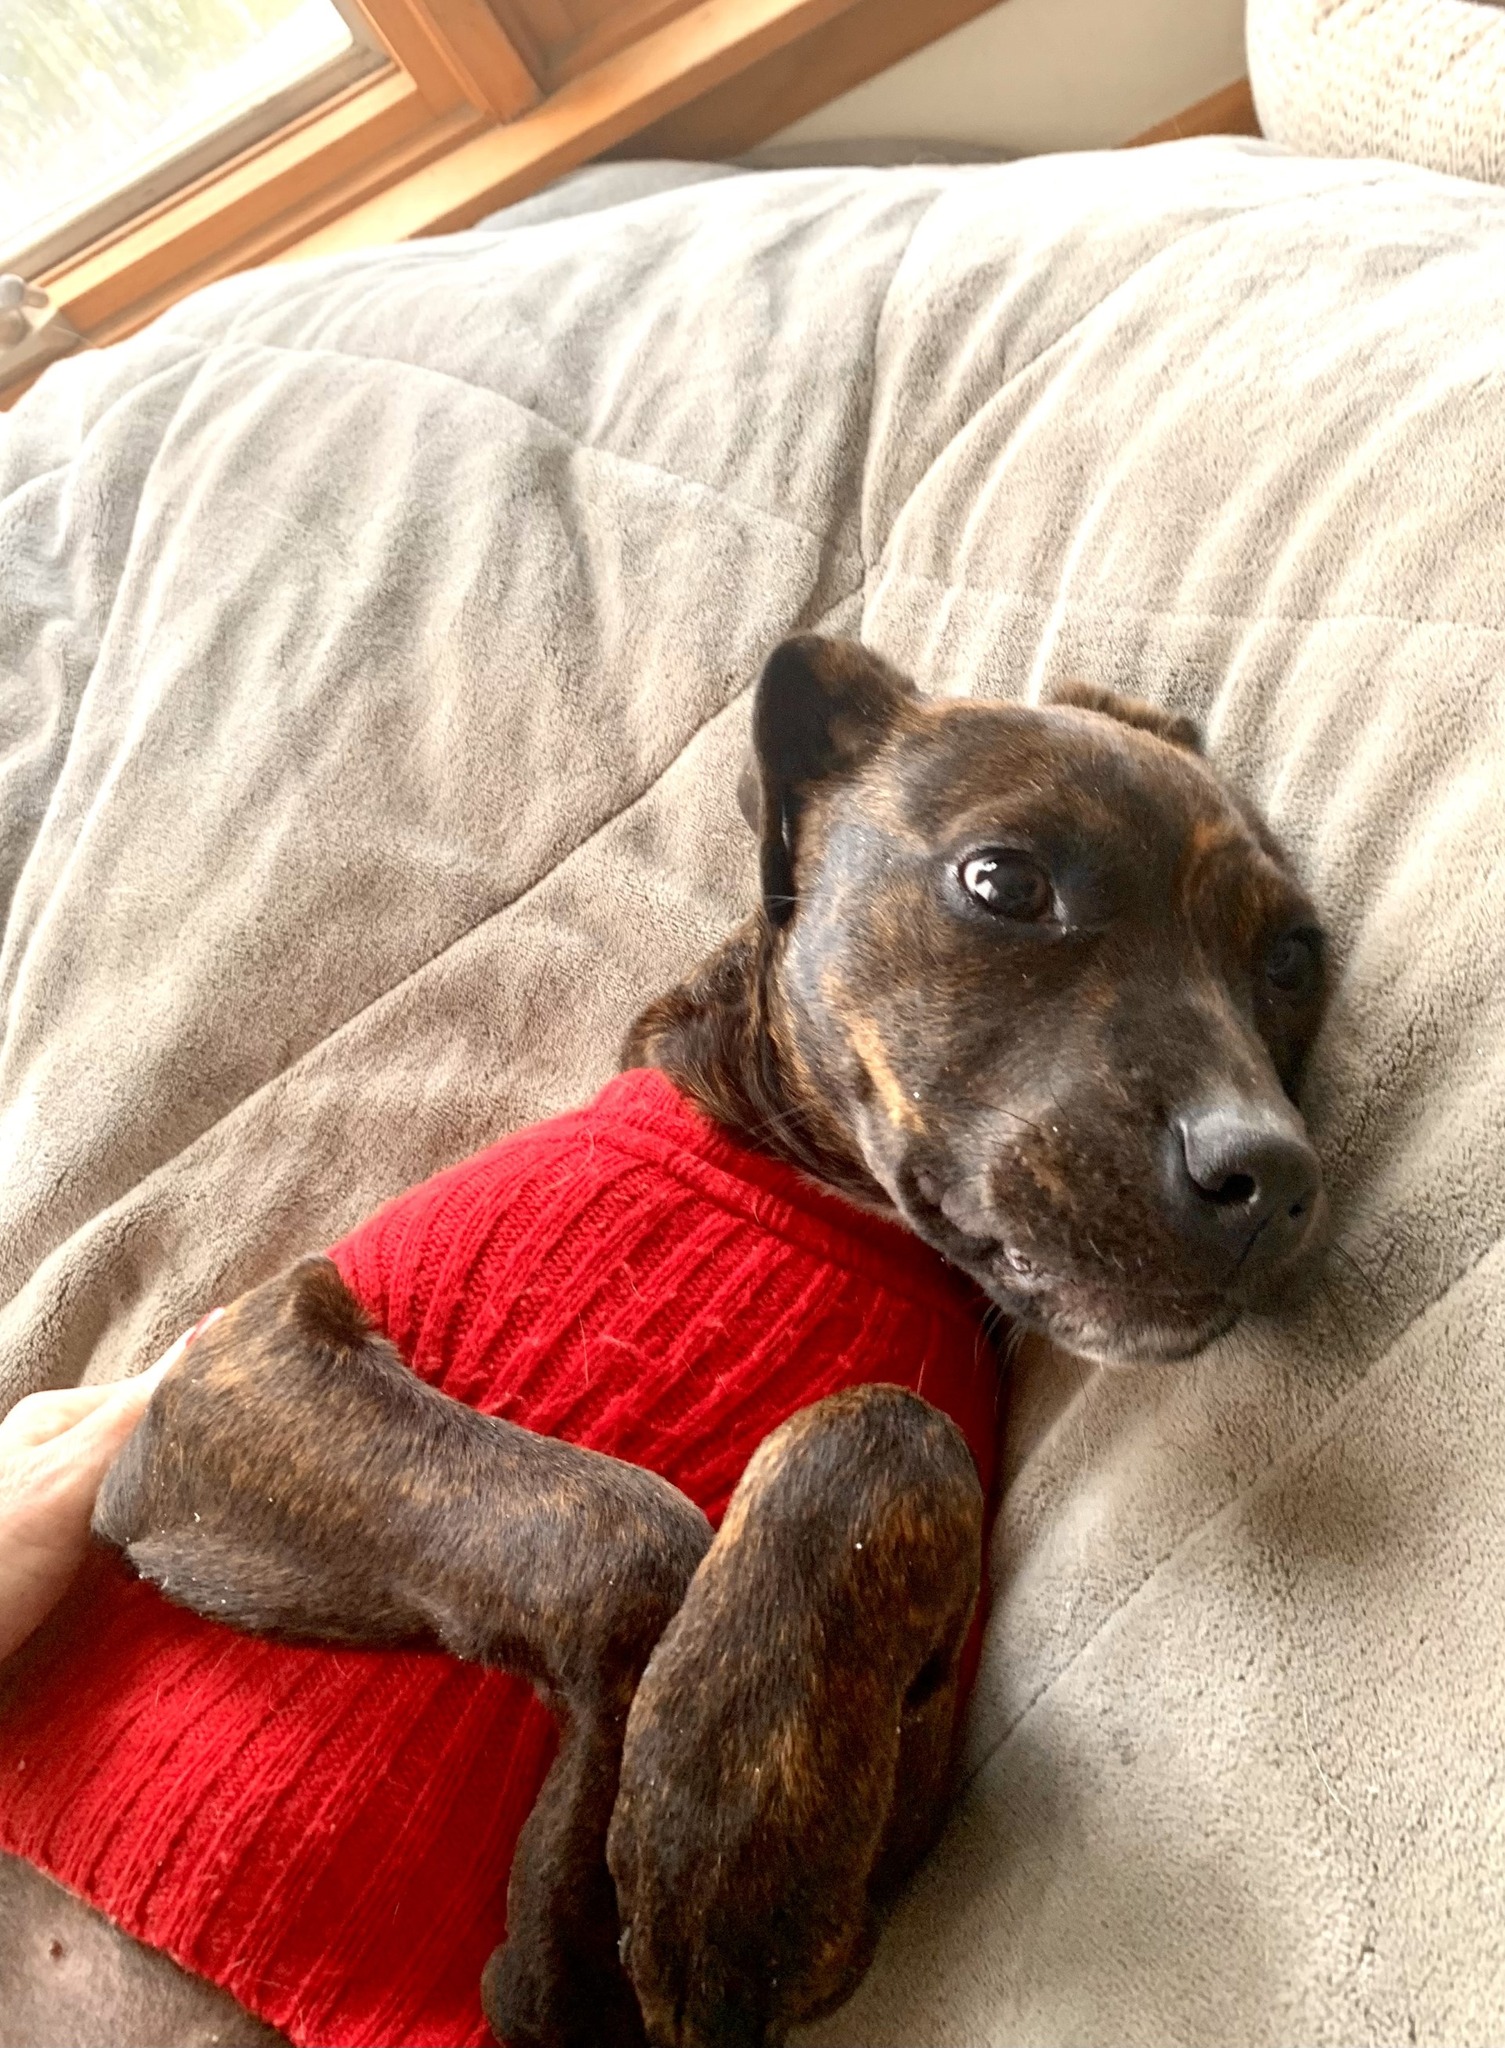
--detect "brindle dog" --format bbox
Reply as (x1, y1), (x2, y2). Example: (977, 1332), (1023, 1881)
(0, 637), (1329, 2048)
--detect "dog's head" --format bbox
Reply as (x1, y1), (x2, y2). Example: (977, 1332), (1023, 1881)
(737, 635), (1329, 1365)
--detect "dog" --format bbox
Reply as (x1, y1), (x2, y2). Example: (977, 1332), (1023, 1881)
(0, 636), (1329, 2048)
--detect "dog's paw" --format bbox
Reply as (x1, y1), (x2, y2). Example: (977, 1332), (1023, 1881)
(605, 1388), (980, 2048)
(608, 1676), (879, 2048)
(90, 1283), (381, 1640)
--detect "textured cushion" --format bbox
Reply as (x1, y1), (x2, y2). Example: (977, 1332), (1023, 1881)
(1250, 0), (1505, 185)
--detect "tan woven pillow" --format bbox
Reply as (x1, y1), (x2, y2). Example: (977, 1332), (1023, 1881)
(1249, 0), (1505, 186)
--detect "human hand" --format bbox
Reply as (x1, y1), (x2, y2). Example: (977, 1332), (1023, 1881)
(0, 1312), (223, 1665)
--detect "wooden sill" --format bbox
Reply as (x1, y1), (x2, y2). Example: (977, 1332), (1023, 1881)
(615, 0), (1011, 159)
(40, 72), (486, 347)
(1126, 77), (1259, 149)
(357, 0), (541, 117)
(282, 0), (871, 255)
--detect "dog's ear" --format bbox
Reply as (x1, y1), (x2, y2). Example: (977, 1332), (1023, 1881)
(745, 636), (917, 927)
(1050, 680), (1202, 755)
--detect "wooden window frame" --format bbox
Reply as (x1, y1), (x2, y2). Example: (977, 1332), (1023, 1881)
(4, 0), (1258, 404)
(3, 28), (385, 283)
(15, 0), (893, 369)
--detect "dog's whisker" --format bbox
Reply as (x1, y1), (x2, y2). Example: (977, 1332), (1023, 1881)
(982, 1301), (1017, 1355)
(1326, 1239), (1385, 1307)
(951, 1095), (1052, 1144)
(747, 1105), (812, 1143)
(1316, 1274), (1363, 1360)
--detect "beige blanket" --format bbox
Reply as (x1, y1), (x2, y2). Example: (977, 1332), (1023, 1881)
(3, 138), (1504, 2044)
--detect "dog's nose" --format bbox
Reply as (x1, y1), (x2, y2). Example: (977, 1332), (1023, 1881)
(1169, 1105), (1322, 1272)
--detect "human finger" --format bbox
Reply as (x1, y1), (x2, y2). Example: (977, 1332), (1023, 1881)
(0, 1309), (224, 1453)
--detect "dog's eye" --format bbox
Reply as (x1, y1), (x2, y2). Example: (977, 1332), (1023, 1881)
(1265, 928), (1322, 997)
(960, 850), (1054, 922)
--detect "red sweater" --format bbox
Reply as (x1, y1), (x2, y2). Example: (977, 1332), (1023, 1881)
(0, 1069), (998, 2047)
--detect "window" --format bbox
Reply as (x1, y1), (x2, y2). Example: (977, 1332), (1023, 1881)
(1, 0), (1011, 406)
(3, 0), (379, 274)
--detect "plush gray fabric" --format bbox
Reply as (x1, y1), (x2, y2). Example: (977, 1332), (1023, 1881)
(474, 157), (743, 231)
(4, 137), (1505, 2044)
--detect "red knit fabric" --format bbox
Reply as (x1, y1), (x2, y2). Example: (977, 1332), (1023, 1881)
(0, 1069), (998, 2047)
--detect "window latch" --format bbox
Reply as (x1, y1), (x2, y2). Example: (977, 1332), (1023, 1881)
(0, 277), (83, 380)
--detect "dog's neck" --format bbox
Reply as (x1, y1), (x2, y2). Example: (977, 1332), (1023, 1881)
(623, 920), (888, 1215)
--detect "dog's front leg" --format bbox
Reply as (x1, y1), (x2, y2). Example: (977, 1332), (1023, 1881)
(606, 1382), (985, 2048)
(93, 1255), (712, 2048)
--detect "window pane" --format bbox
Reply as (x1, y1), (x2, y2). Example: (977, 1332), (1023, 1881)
(2, 0), (358, 265)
